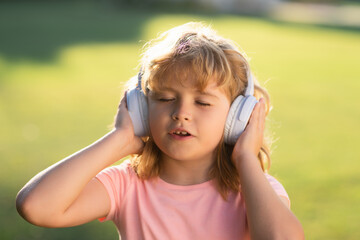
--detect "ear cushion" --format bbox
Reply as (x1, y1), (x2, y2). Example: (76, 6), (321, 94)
(224, 95), (258, 144)
(224, 95), (244, 143)
(126, 86), (149, 137)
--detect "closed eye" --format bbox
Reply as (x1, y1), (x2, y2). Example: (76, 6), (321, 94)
(159, 98), (175, 102)
(196, 101), (211, 107)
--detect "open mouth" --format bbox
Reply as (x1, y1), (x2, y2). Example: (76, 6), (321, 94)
(169, 129), (193, 138)
(172, 130), (191, 136)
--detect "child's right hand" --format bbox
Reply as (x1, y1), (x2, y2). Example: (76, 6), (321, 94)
(113, 93), (144, 155)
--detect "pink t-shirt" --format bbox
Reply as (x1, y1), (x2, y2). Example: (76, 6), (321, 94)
(96, 160), (289, 240)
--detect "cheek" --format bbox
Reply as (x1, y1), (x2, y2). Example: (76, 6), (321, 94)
(199, 107), (229, 137)
(148, 103), (168, 136)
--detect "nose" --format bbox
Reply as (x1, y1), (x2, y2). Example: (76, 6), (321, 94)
(171, 100), (192, 121)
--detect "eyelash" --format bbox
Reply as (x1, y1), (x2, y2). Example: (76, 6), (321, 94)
(158, 98), (174, 102)
(158, 98), (211, 107)
(196, 101), (211, 107)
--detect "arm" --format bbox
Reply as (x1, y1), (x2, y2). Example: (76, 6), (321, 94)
(16, 96), (143, 228)
(232, 98), (304, 240)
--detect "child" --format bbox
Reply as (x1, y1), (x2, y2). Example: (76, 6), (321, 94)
(16, 22), (304, 239)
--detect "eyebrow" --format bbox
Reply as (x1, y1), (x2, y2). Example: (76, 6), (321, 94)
(196, 90), (220, 99)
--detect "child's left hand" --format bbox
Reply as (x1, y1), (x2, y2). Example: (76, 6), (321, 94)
(231, 98), (266, 166)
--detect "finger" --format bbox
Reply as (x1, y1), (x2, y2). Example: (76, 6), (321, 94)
(246, 99), (264, 135)
(124, 91), (128, 108)
(118, 92), (128, 109)
(243, 102), (259, 135)
(249, 100), (261, 124)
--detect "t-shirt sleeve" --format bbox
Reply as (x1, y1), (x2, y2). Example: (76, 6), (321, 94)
(265, 173), (291, 208)
(95, 160), (133, 222)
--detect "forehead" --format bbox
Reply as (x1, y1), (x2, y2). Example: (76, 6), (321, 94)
(148, 63), (225, 93)
(150, 75), (222, 95)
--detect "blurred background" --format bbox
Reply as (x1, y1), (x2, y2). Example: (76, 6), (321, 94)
(1, 0), (359, 239)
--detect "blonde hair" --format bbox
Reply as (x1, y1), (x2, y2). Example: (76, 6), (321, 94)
(130, 22), (272, 199)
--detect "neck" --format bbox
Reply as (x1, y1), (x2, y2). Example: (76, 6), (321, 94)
(159, 153), (215, 186)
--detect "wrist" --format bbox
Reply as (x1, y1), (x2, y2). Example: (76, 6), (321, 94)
(232, 152), (259, 171)
(111, 128), (144, 155)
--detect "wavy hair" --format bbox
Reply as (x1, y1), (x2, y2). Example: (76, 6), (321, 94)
(130, 22), (272, 200)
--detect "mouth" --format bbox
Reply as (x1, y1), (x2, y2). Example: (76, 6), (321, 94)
(169, 128), (193, 138)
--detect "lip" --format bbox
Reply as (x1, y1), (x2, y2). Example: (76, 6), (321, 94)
(168, 127), (194, 140)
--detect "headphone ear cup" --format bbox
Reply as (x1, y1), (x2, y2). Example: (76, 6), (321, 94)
(224, 95), (244, 144)
(126, 87), (149, 137)
(224, 95), (258, 144)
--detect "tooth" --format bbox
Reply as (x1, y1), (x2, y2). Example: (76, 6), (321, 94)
(181, 131), (187, 135)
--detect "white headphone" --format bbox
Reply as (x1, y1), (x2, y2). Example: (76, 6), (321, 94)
(126, 68), (257, 145)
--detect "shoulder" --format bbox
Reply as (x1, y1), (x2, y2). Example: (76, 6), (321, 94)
(264, 173), (291, 207)
(98, 159), (135, 176)
(94, 160), (138, 222)
(95, 160), (138, 190)
(264, 173), (286, 190)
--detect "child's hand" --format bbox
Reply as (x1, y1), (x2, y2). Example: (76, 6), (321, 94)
(231, 98), (266, 166)
(114, 93), (144, 154)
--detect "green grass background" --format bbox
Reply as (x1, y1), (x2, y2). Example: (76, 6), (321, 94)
(1, 1), (360, 239)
